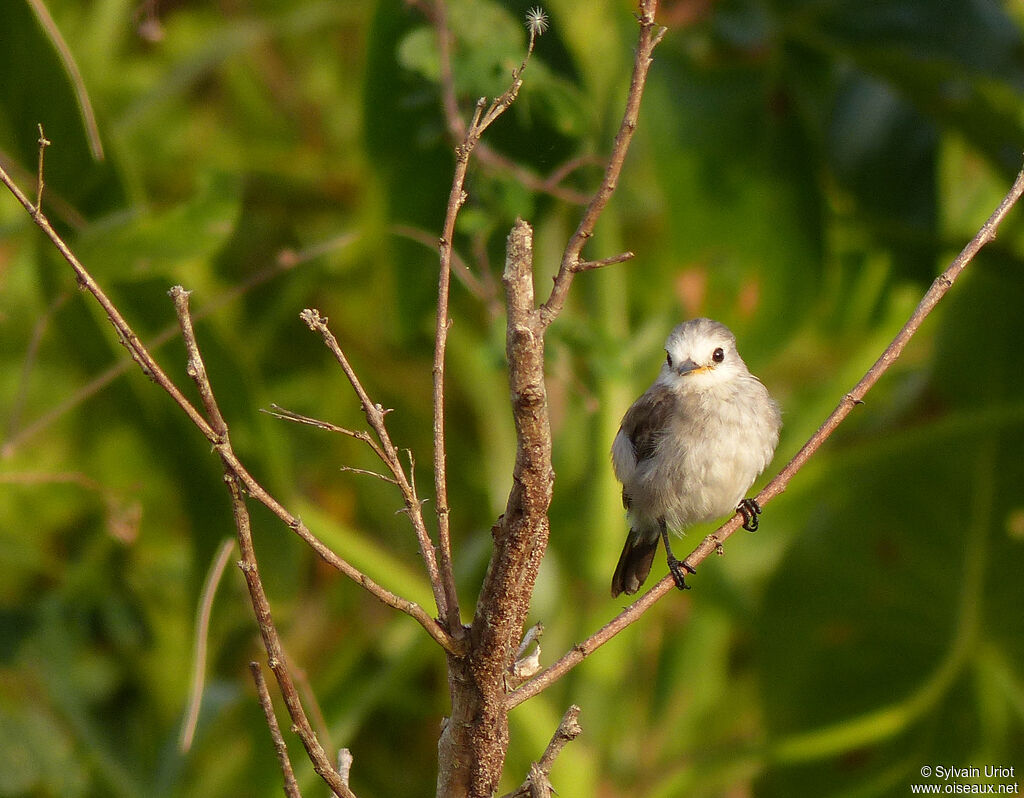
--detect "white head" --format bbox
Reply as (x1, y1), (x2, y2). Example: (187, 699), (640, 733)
(658, 318), (751, 391)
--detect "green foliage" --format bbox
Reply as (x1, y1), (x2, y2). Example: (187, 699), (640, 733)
(1, 0), (1023, 796)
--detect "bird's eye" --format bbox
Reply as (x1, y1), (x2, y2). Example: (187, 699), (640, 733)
(666, 352), (673, 368)
(712, 347), (725, 363)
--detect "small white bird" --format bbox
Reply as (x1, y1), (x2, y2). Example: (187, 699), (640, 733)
(611, 318), (782, 597)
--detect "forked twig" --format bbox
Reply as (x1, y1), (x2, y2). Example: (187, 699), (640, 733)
(499, 705), (582, 798)
(249, 662), (303, 798)
(34, 124), (50, 211)
(427, 3), (551, 640)
(539, 0), (666, 328)
(298, 308), (455, 633)
(0, 159), (459, 657)
(172, 287), (352, 796)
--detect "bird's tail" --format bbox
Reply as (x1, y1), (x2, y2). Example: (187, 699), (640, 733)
(610, 529), (659, 597)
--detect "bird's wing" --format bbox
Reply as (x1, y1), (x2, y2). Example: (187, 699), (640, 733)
(612, 383), (679, 509)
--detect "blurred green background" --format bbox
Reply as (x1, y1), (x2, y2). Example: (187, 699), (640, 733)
(2, 0), (1023, 796)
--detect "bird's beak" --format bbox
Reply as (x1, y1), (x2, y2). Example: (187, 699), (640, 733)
(676, 358), (710, 376)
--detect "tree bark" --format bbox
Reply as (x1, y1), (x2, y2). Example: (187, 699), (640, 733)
(436, 221), (552, 797)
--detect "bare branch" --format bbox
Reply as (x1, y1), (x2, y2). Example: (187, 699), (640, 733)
(576, 251), (635, 272)
(438, 220), (554, 796)
(34, 124), (50, 212)
(340, 465), (400, 485)
(421, 0), (557, 643)
(171, 286), (229, 434)
(174, 287), (351, 796)
(506, 160), (1024, 710)
(299, 308), (454, 628)
(262, 403), (388, 461)
(499, 705), (582, 798)
(224, 483), (350, 797)
(427, 0), (555, 640)
(0, 161), (460, 652)
(249, 661), (303, 798)
(539, 0), (665, 328)
(338, 749), (354, 790)
(0, 164), (219, 439)
(231, 484), (353, 797)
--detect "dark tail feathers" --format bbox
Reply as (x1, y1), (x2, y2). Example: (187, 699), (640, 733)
(610, 531), (659, 597)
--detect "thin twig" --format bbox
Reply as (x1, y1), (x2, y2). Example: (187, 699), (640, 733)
(576, 251), (635, 271)
(249, 661), (303, 798)
(427, 0), (549, 645)
(262, 404), (387, 459)
(171, 296), (352, 797)
(0, 158), (458, 652)
(340, 465), (400, 485)
(231, 483), (353, 798)
(35, 124), (50, 211)
(0, 147), (87, 229)
(180, 537), (236, 752)
(171, 286), (228, 433)
(499, 705), (582, 798)
(539, 0), (665, 329)
(506, 161), (1024, 710)
(299, 309), (454, 631)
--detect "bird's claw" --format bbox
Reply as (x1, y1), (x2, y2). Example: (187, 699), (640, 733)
(667, 556), (696, 591)
(738, 498), (761, 532)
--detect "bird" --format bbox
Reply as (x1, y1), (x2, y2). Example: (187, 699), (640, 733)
(610, 318), (781, 597)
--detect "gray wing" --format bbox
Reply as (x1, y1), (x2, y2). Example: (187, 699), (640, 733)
(612, 384), (680, 510)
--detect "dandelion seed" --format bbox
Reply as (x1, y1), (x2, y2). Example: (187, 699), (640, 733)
(525, 6), (549, 38)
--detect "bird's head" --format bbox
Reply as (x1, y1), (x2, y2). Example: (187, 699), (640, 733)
(660, 317), (750, 390)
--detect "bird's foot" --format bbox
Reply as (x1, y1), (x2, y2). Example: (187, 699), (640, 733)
(667, 556), (696, 591)
(738, 498), (761, 532)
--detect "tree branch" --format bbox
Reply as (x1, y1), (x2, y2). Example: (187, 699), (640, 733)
(249, 661), (304, 798)
(298, 309), (455, 626)
(506, 160), (1024, 710)
(0, 159), (461, 657)
(539, 0), (665, 328)
(499, 705), (582, 798)
(172, 287), (352, 796)
(427, 2), (550, 642)
(436, 5), (662, 793)
(231, 481), (353, 798)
